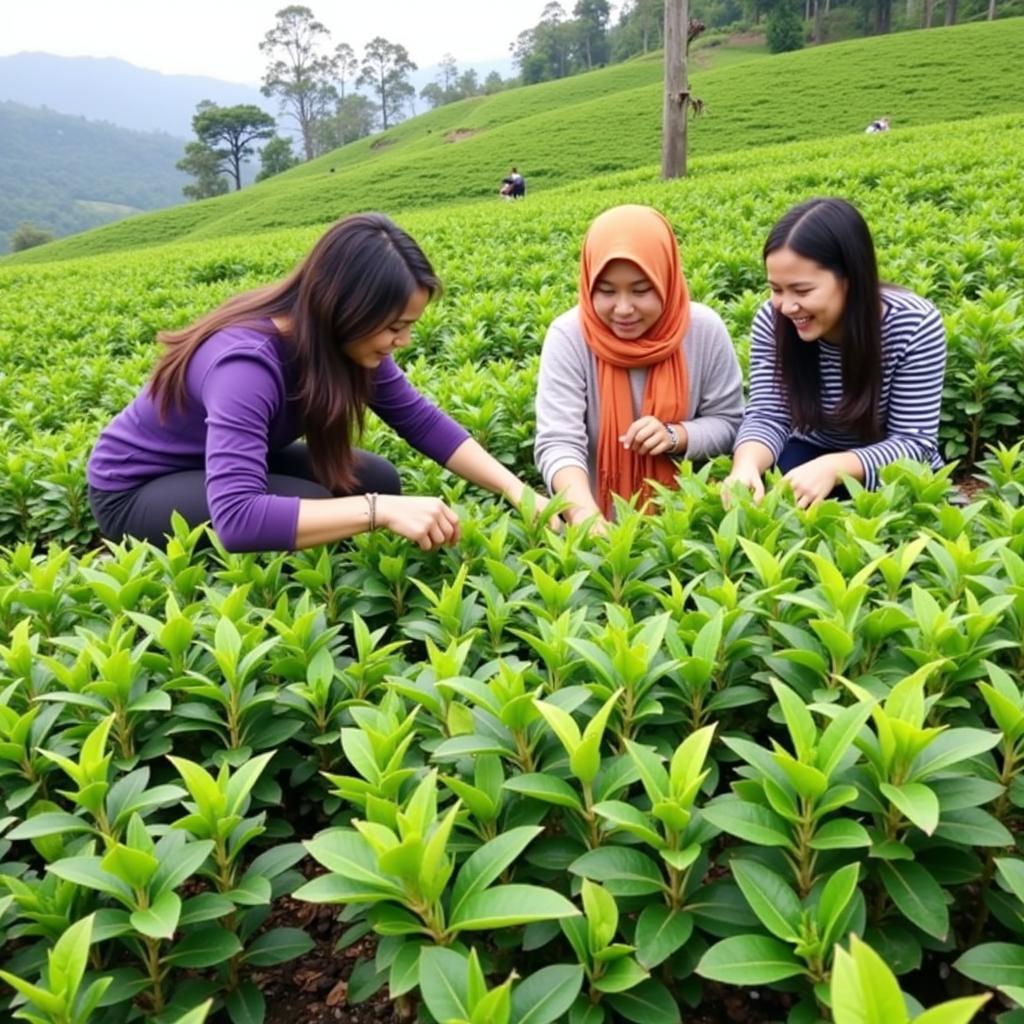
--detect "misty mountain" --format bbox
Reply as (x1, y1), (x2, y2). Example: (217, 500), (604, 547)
(0, 51), (517, 137)
(0, 53), (271, 137)
(0, 101), (191, 252)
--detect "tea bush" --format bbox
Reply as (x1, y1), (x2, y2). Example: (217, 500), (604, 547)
(4, 456), (1024, 1020)
(2, 43), (1024, 1024)
(0, 114), (1021, 548)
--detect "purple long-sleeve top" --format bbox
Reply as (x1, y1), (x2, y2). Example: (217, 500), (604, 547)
(87, 321), (470, 551)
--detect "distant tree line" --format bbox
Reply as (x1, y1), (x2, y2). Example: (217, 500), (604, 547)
(418, 54), (510, 110)
(176, 0), (1016, 201)
(178, 4), (516, 201)
(511, 0), (1013, 75)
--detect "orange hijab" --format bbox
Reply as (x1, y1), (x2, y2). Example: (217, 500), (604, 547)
(579, 205), (691, 516)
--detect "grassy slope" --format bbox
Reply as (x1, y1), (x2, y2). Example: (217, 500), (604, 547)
(7, 19), (1021, 266)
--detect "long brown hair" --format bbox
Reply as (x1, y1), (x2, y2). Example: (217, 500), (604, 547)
(764, 197), (883, 442)
(149, 213), (441, 491)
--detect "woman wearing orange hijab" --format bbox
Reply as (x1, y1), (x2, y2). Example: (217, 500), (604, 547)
(535, 205), (744, 525)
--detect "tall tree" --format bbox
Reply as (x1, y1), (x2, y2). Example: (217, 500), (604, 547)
(336, 95), (378, 141)
(662, 0), (689, 179)
(574, 0), (612, 68)
(316, 93), (379, 149)
(420, 54), (469, 108)
(944, 0), (957, 23)
(420, 82), (447, 109)
(176, 142), (230, 201)
(456, 68), (481, 97)
(260, 6), (337, 161)
(633, 0), (666, 52)
(256, 136), (299, 181)
(438, 53), (459, 92)
(539, 3), (573, 78)
(191, 101), (276, 190)
(765, 0), (805, 50)
(510, 28), (544, 83)
(876, 0), (892, 32)
(334, 42), (359, 101)
(608, 0), (665, 61)
(511, 3), (576, 83)
(358, 37), (417, 130)
(483, 70), (506, 94)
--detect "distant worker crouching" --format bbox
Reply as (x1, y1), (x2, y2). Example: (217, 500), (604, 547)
(499, 167), (526, 199)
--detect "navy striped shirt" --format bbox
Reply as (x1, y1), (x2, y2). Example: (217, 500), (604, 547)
(734, 288), (947, 489)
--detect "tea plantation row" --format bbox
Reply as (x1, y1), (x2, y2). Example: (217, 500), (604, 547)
(0, 115), (1021, 549)
(4, 453), (1024, 1021)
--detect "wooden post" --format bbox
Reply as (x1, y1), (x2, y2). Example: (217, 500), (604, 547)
(662, 0), (689, 179)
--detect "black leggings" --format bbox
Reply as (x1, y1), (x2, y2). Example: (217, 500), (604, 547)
(89, 443), (401, 548)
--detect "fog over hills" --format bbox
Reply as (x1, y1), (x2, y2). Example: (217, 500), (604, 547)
(0, 52), (270, 137)
(0, 49), (514, 250)
(0, 51), (516, 137)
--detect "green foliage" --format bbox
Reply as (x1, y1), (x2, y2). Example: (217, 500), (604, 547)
(833, 935), (989, 1024)
(176, 142), (230, 202)
(190, 101), (275, 190)
(1, 25), (1024, 1022)
(0, 101), (184, 254)
(256, 136), (299, 183)
(766, 0), (806, 51)
(10, 223), (54, 253)
(7, 20), (1022, 263)
(2, 483), (1023, 1017)
(358, 37), (417, 131)
(259, 5), (336, 161)
(0, 109), (1022, 548)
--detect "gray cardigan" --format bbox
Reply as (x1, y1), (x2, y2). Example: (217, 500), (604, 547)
(534, 303), (744, 493)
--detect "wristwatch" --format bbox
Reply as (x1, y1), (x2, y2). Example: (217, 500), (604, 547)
(664, 423), (680, 454)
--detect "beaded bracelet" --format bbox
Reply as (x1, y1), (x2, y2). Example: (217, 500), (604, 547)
(365, 492), (378, 531)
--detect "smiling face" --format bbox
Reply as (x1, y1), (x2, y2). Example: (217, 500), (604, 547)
(342, 287), (431, 368)
(765, 246), (849, 344)
(590, 259), (665, 340)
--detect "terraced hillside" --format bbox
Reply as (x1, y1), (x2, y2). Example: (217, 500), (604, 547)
(7, 18), (1021, 265)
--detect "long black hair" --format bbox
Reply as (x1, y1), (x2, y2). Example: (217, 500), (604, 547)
(150, 212), (440, 491)
(764, 197), (883, 442)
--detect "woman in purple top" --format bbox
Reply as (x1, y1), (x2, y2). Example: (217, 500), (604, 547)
(87, 213), (547, 553)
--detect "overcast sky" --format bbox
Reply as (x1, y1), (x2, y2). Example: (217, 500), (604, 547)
(3, 0), (589, 83)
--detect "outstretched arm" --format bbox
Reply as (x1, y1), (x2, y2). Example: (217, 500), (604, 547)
(444, 437), (549, 512)
(295, 493), (460, 551)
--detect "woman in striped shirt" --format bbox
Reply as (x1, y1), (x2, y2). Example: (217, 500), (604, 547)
(724, 197), (947, 507)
